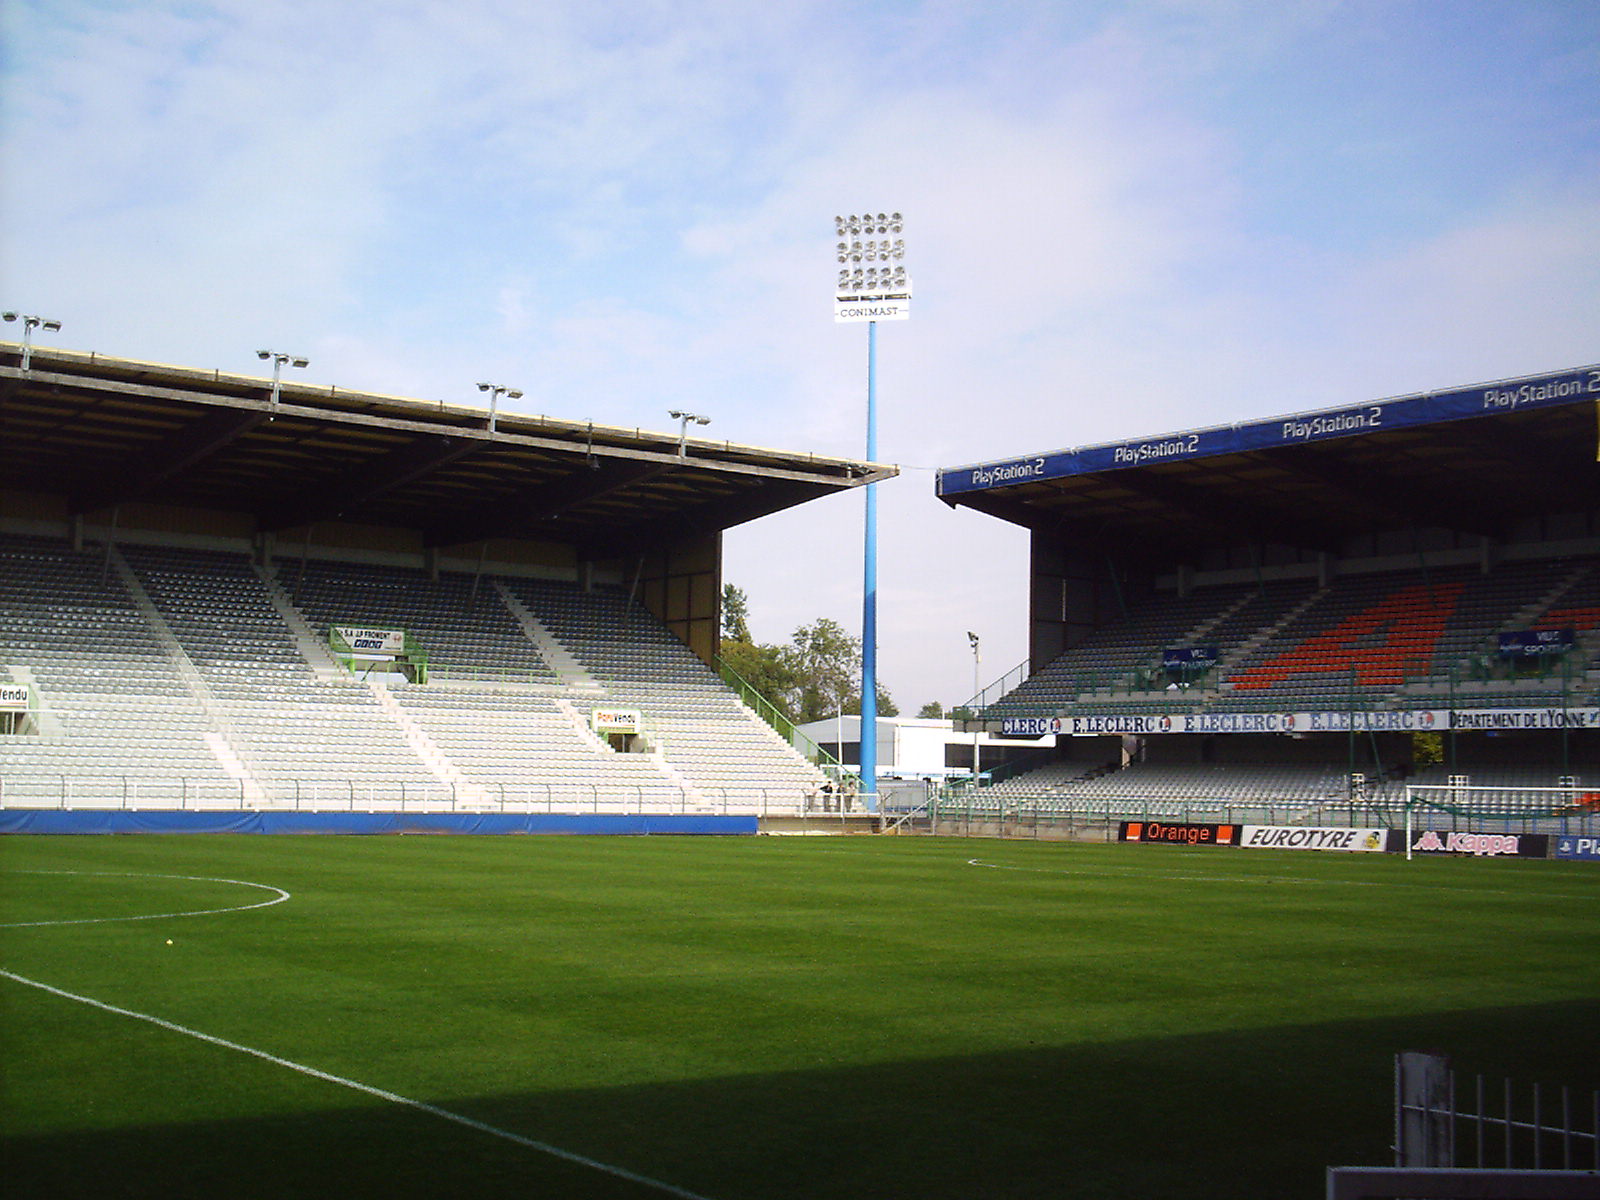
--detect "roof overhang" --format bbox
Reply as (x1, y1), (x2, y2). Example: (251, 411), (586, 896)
(937, 365), (1600, 564)
(1, 344), (895, 556)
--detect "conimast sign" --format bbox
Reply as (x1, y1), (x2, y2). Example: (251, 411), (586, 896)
(834, 296), (910, 323)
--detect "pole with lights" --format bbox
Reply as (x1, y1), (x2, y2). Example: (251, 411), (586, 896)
(257, 350), (308, 414)
(833, 211), (910, 814)
(968, 631), (982, 790)
(668, 409), (711, 457)
(3, 312), (63, 371)
(478, 382), (523, 433)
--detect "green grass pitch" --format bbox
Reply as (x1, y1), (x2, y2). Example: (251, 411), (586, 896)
(3, 834), (1597, 1198)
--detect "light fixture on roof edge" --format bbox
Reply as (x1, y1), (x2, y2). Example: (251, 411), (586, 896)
(477, 381), (523, 433)
(4, 311), (63, 372)
(668, 409), (710, 458)
(256, 350), (308, 416)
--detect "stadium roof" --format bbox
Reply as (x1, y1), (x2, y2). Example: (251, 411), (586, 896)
(937, 365), (1600, 565)
(0, 344), (894, 558)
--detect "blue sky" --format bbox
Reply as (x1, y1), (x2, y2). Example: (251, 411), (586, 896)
(4, 0), (1598, 712)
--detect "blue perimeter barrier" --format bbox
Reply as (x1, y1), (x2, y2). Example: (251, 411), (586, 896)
(0, 810), (759, 836)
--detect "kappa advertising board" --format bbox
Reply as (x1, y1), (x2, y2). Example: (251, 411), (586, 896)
(1119, 821), (1237, 847)
(1240, 826), (1387, 852)
(1403, 829), (1550, 858)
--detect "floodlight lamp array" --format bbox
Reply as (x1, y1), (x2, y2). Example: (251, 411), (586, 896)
(832, 212), (909, 297)
(257, 350), (309, 369)
(478, 381), (523, 399)
(3, 312), (63, 333)
(834, 212), (903, 236)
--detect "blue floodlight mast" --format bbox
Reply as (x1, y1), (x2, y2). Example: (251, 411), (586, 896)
(833, 212), (910, 814)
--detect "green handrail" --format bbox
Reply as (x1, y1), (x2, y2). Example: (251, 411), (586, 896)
(715, 655), (847, 777)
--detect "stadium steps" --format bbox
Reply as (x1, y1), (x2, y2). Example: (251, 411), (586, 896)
(109, 546), (272, 800)
(255, 563), (347, 681)
(365, 678), (483, 802)
(493, 580), (603, 692)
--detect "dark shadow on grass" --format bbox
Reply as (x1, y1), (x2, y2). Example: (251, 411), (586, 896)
(5, 999), (1596, 1200)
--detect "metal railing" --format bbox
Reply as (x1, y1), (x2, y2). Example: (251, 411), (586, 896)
(714, 655), (848, 780)
(0, 774), (814, 816)
(1396, 1052), (1600, 1172)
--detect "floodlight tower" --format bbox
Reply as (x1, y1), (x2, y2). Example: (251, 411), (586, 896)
(3, 312), (63, 371)
(833, 211), (911, 814)
(257, 350), (308, 414)
(478, 382), (523, 433)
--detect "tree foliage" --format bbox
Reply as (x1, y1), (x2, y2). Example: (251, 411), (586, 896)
(718, 589), (897, 724)
(721, 583), (752, 643)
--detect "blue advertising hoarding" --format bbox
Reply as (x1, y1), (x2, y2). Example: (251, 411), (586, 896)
(937, 365), (1600, 497)
(1555, 834), (1600, 862)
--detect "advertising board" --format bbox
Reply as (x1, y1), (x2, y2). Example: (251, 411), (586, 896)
(1554, 834), (1600, 862)
(1498, 629), (1575, 657)
(1119, 821), (1237, 847)
(591, 708), (642, 735)
(1401, 829), (1550, 858)
(1055, 708), (1598, 736)
(937, 366), (1600, 496)
(1239, 826), (1387, 852)
(334, 626), (406, 655)
(1000, 717), (1062, 737)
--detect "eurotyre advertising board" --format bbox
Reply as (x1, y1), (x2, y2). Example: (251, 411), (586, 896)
(1117, 823), (1579, 859)
(1239, 826), (1387, 852)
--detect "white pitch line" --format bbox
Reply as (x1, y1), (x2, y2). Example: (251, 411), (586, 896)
(966, 857), (1380, 887)
(0, 967), (717, 1200)
(0, 870), (292, 928)
(965, 857), (1600, 900)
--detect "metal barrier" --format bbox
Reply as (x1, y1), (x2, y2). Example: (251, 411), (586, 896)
(0, 774), (805, 817)
(1396, 1052), (1599, 1173)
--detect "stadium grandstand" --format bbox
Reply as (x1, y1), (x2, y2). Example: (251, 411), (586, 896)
(932, 363), (1600, 837)
(0, 343), (894, 831)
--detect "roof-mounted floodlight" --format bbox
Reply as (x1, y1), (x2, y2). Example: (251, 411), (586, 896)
(4, 311), (63, 371)
(476, 381), (523, 433)
(667, 409), (711, 458)
(256, 349), (308, 416)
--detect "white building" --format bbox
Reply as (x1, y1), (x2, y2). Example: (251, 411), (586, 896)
(793, 715), (1053, 781)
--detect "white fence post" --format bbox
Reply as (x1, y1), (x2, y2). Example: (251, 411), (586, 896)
(1397, 1052), (1455, 1168)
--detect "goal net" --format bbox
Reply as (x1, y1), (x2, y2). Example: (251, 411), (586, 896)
(1402, 782), (1599, 843)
